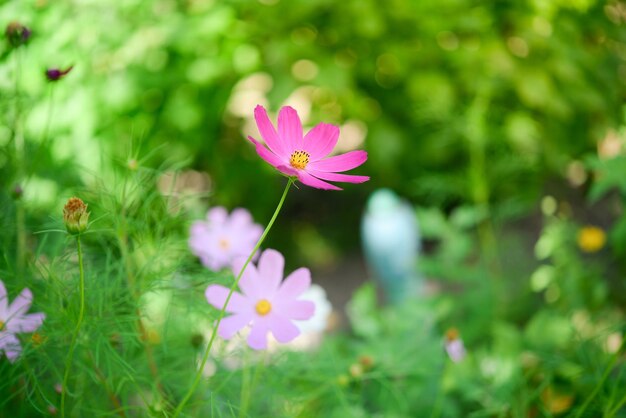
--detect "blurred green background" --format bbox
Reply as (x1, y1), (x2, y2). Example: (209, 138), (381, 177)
(1, 1), (626, 417)
(2, 0), (624, 251)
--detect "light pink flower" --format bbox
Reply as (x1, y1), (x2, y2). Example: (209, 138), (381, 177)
(205, 249), (315, 350)
(189, 207), (263, 271)
(444, 328), (466, 363)
(247, 105), (369, 190)
(0, 280), (45, 362)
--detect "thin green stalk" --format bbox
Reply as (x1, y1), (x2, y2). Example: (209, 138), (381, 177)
(607, 390), (626, 418)
(430, 361), (449, 418)
(239, 351), (252, 418)
(575, 339), (625, 418)
(172, 178), (294, 417)
(605, 358), (626, 417)
(30, 84), (56, 176)
(239, 350), (267, 418)
(61, 235), (86, 418)
(13, 49), (26, 278)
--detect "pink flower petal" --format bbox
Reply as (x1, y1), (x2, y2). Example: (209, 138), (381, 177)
(7, 289), (33, 320)
(278, 106), (303, 152)
(247, 318), (270, 350)
(275, 164), (300, 177)
(0, 333), (22, 363)
(275, 300), (315, 320)
(247, 136), (289, 170)
(205, 285), (250, 314)
(228, 208), (253, 229)
(257, 249), (284, 293)
(296, 171), (342, 190)
(254, 105), (287, 156)
(8, 312), (45, 333)
(268, 315), (300, 343)
(306, 170), (369, 184)
(207, 207), (228, 225)
(0, 281), (7, 318)
(218, 312), (253, 339)
(232, 257), (262, 299)
(302, 123), (339, 160)
(277, 267), (311, 300)
(308, 150), (368, 172)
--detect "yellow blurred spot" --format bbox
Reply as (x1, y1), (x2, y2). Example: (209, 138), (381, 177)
(445, 327), (460, 341)
(358, 355), (375, 370)
(606, 332), (622, 354)
(507, 37), (529, 58)
(146, 329), (161, 345)
(31, 332), (47, 346)
(337, 374), (350, 387)
(291, 60), (318, 81)
(566, 160), (587, 187)
(598, 129), (624, 159)
(541, 386), (574, 414)
(577, 226), (606, 253)
(127, 159), (138, 171)
(349, 363), (364, 379)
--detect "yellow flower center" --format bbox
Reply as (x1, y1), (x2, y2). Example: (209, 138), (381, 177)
(218, 238), (230, 250)
(255, 299), (272, 316)
(289, 150), (310, 170)
(0, 320), (4, 331)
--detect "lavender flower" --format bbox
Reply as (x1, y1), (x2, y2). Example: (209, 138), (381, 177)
(0, 280), (45, 362)
(189, 207), (263, 271)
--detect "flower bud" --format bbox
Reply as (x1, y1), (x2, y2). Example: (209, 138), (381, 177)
(5, 21), (31, 48)
(45, 66), (73, 82)
(63, 197), (89, 235)
(12, 184), (23, 200)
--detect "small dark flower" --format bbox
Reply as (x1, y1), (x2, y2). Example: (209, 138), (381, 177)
(45, 66), (73, 82)
(63, 197), (89, 235)
(5, 22), (31, 48)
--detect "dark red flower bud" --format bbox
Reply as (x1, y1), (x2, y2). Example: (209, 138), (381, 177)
(45, 66), (73, 82)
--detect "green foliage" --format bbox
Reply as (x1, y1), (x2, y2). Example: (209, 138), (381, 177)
(0, 0), (625, 417)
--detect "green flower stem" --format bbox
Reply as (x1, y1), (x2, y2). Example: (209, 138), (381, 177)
(172, 177), (295, 417)
(30, 84), (56, 177)
(61, 235), (86, 418)
(13, 49), (26, 278)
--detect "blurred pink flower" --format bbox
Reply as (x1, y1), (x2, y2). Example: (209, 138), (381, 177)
(0, 280), (45, 362)
(444, 328), (466, 363)
(205, 249), (315, 350)
(248, 105), (369, 190)
(189, 207), (263, 271)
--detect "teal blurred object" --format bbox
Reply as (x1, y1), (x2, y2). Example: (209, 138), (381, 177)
(361, 189), (422, 303)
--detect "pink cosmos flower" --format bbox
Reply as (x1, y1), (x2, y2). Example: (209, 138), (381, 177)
(444, 328), (466, 363)
(0, 280), (45, 362)
(247, 105), (369, 190)
(205, 249), (315, 350)
(189, 207), (263, 271)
